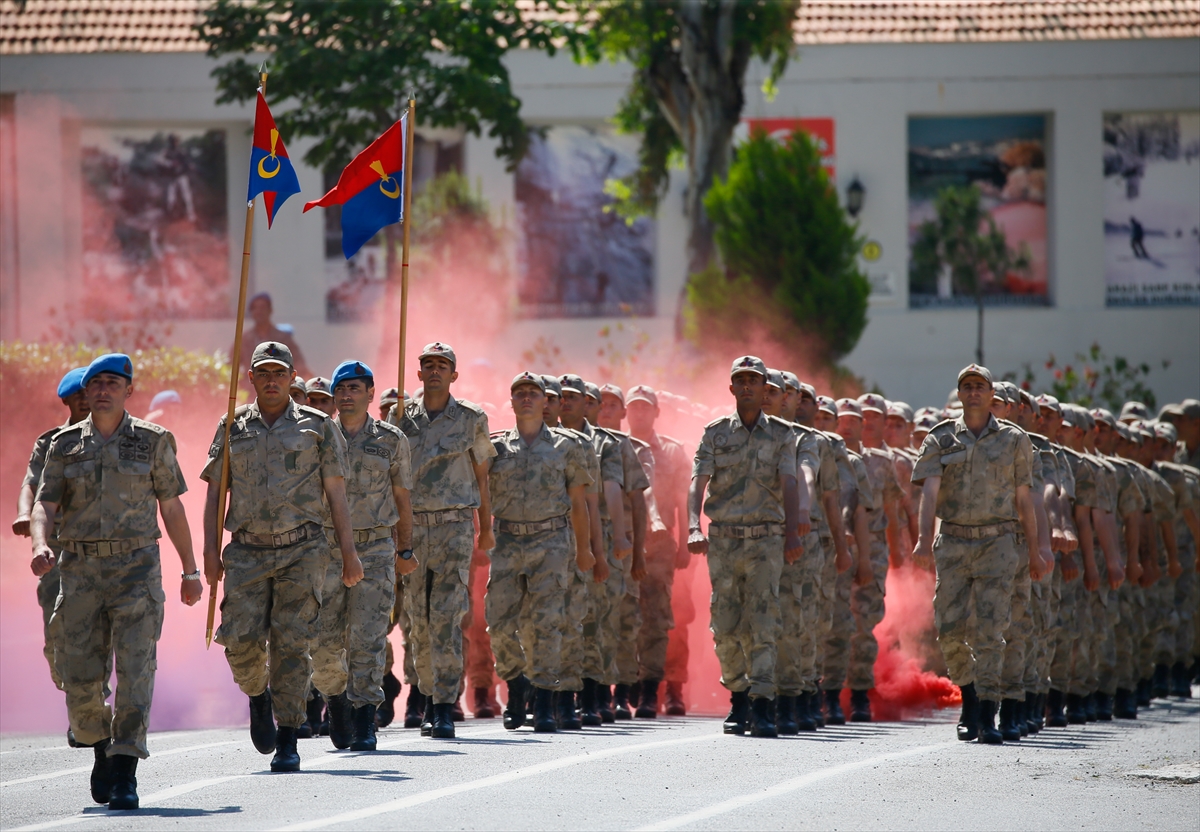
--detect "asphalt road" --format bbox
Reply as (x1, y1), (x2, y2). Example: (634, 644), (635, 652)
(2, 697), (1197, 831)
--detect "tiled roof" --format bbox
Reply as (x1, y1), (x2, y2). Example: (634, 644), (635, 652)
(794, 1), (1200, 44)
(2, 0), (1198, 56)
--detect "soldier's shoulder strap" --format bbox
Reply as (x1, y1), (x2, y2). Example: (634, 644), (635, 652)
(127, 415), (167, 436)
(374, 418), (404, 439)
(453, 398), (487, 417)
(703, 415), (728, 430)
(296, 404), (330, 420)
(628, 435), (650, 450)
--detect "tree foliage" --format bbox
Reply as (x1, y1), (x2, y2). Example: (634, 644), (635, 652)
(1009, 343), (1167, 412)
(691, 129), (869, 361)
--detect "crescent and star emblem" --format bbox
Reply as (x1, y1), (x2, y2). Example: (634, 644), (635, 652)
(257, 128), (282, 179)
(370, 160), (401, 199)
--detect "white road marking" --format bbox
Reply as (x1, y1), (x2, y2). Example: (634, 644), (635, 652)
(633, 741), (955, 831)
(272, 731), (721, 832)
(1, 741), (240, 786)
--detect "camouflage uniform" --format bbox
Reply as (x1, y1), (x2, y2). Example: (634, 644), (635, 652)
(999, 427), (1041, 701)
(1156, 461), (1198, 669)
(38, 413), (186, 758)
(391, 396), (494, 704)
(1111, 457), (1149, 693)
(554, 425), (603, 692)
(201, 400), (347, 729)
(1026, 434), (1062, 695)
(486, 424), (594, 688)
(24, 424), (69, 689)
(1078, 453), (1117, 696)
(1140, 466), (1177, 677)
(611, 432), (653, 686)
(823, 448), (874, 692)
(913, 413), (1034, 703)
(694, 412), (798, 698)
(849, 446), (902, 690)
(638, 432), (689, 683)
(1051, 447), (1098, 697)
(311, 415), (412, 706)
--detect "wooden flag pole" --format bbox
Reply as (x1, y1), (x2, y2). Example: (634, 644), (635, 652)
(206, 67), (267, 648)
(397, 98), (416, 395)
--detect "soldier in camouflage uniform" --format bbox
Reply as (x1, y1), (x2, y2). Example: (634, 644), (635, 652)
(387, 342), (495, 739)
(304, 377), (337, 417)
(689, 356), (804, 738)
(14, 367), (90, 697)
(912, 364), (1042, 745)
(32, 353), (200, 810)
(311, 361), (416, 751)
(201, 341), (360, 774)
(487, 372), (595, 733)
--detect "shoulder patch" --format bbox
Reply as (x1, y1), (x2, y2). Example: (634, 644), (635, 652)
(234, 403), (254, 417)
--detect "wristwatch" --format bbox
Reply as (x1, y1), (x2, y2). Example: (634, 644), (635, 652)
(397, 549), (414, 561)
(182, 570), (202, 581)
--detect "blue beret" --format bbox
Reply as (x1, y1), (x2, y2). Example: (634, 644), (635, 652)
(56, 367), (88, 399)
(83, 353), (133, 386)
(331, 360), (374, 391)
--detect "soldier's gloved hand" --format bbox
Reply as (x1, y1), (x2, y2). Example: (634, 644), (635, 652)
(30, 544), (56, 577)
(784, 534), (804, 565)
(687, 529), (708, 556)
(1082, 562), (1100, 592)
(592, 553), (610, 583)
(12, 516), (31, 537)
(180, 576), (203, 606)
(342, 551), (365, 587)
(203, 546), (224, 587)
(1060, 553), (1079, 582)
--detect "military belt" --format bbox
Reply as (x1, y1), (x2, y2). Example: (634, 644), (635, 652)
(233, 522), (320, 549)
(62, 537), (157, 557)
(708, 522), (785, 539)
(412, 507), (475, 526)
(939, 520), (1020, 540)
(353, 526), (394, 545)
(495, 515), (569, 536)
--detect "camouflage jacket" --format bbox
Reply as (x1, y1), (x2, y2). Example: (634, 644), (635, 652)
(693, 411), (798, 525)
(489, 423), (595, 522)
(574, 420), (624, 519)
(861, 446), (903, 533)
(390, 395), (494, 513)
(644, 432), (689, 532)
(330, 414), (413, 530)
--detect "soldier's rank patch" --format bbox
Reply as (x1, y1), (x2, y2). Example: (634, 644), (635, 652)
(714, 434), (727, 448)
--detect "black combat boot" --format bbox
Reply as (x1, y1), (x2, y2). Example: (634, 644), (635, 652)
(327, 692), (353, 749)
(810, 690), (825, 728)
(999, 699), (1022, 742)
(557, 691), (582, 730)
(1170, 662), (1192, 698)
(977, 700), (1003, 745)
(597, 684), (616, 723)
(1046, 689), (1068, 728)
(723, 690), (750, 735)
(796, 692), (817, 732)
(628, 680), (642, 710)
(957, 683), (980, 741)
(107, 754), (139, 810)
(1135, 678), (1152, 707)
(377, 672), (401, 727)
(775, 695), (799, 735)
(665, 682), (686, 716)
(403, 688), (426, 729)
(473, 687), (496, 719)
(1152, 663), (1170, 698)
(824, 689), (846, 726)
(1065, 693), (1088, 724)
(90, 739), (112, 804)
(351, 704), (379, 749)
(749, 697), (778, 738)
(1017, 697), (1029, 736)
(420, 698), (434, 737)
(503, 675), (529, 730)
(1024, 692), (1041, 734)
(533, 687), (557, 733)
(430, 703), (456, 739)
(580, 679), (602, 726)
(613, 684), (633, 720)
(270, 726), (301, 772)
(318, 701), (330, 736)
(1083, 693), (1097, 722)
(1113, 688), (1138, 719)
(249, 690), (277, 754)
(1094, 692), (1113, 721)
(849, 689), (872, 722)
(636, 680), (660, 718)
(450, 696), (466, 722)
(298, 691), (322, 739)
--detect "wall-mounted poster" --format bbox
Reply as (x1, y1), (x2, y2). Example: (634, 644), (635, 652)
(908, 115), (1049, 308)
(514, 126), (654, 319)
(739, 118), (836, 182)
(80, 127), (228, 318)
(1103, 111), (1200, 307)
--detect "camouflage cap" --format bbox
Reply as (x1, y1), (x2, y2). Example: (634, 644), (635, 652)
(584, 381), (602, 402)
(914, 412), (940, 431)
(331, 360), (374, 391)
(858, 393), (887, 414)
(558, 374), (586, 395)
(765, 369), (785, 390)
(1158, 403), (1184, 420)
(816, 395), (838, 416)
(1180, 399), (1200, 418)
(1153, 421), (1178, 443)
(251, 341), (293, 369)
(887, 401), (914, 422)
(798, 382), (817, 401)
(1131, 420), (1156, 441)
(836, 398), (863, 418)
(83, 353), (134, 385)
(627, 384), (658, 407)
(1119, 401), (1150, 422)
(57, 367), (88, 398)
(730, 355), (767, 379)
(1090, 407), (1117, 428)
(418, 341), (457, 368)
(915, 406), (942, 422)
(380, 387), (401, 405)
(1115, 422), (1132, 441)
(779, 371), (801, 392)
(290, 376), (307, 394)
(1035, 393), (1061, 414)
(957, 363), (993, 386)
(946, 389), (962, 407)
(600, 383), (625, 405)
(511, 371), (546, 393)
(541, 374), (563, 398)
(305, 377), (333, 398)
(1018, 388), (1037, 410)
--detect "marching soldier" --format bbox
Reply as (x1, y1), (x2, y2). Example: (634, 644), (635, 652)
(311, 361), (416, 751)
(201, 341), (361, 773)
(32, 353), (200, 810)
(305, 377), (336, 417)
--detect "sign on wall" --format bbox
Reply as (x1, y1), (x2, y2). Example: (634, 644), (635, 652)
(1103, 111), (1200, 307)
(740, 118), (836, 183)
(907, 115), (1049, 309)
(80, 127), (229, 318)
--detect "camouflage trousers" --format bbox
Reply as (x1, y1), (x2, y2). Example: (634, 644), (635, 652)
(1050, 563), (1082, 693)
(38, 561), (63, 689)
(383, 574), (416, 685)
(1060, 575), (1095, 697)
(216, 536), (324, 729)
(1028, 574), (1055, 694)
(933, 531), (1017, 702)
(848, 534), (889, 691)
(405, 520), (474, 704)
(486, 524), (571, 689)
(463, 551), (498, 691)
(1174, 553), (1197, 663)
(814, 533), (837, 684)
(615, 554), (643, 686)
(1084, 555), (1116, 695)
(311, 538), (396, 706)
(664, 558), (696, 685)
(54, 543), (164, 759)
(777, 530), (824, 696)
(560, 553), (593, 692)
(584, 522), (620, 685)
(1114, 582), (1144, 691)
(821, 556), (855, 691)
(707, 534), (784, 698)
(1000, 542), (1033, 700)
(1146, 570), (1180, 668)
(637, 532), (677, 682)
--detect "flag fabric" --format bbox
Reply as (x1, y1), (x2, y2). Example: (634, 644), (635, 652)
(303, 117), (405, 259)
(248, 91), (302, 228)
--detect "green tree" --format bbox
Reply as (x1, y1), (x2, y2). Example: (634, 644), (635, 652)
(1009, 343), (1167, 412)
(571, 0), (800, 330)
(692, 129), (869, 362)
(910, 184), (1030, 365)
